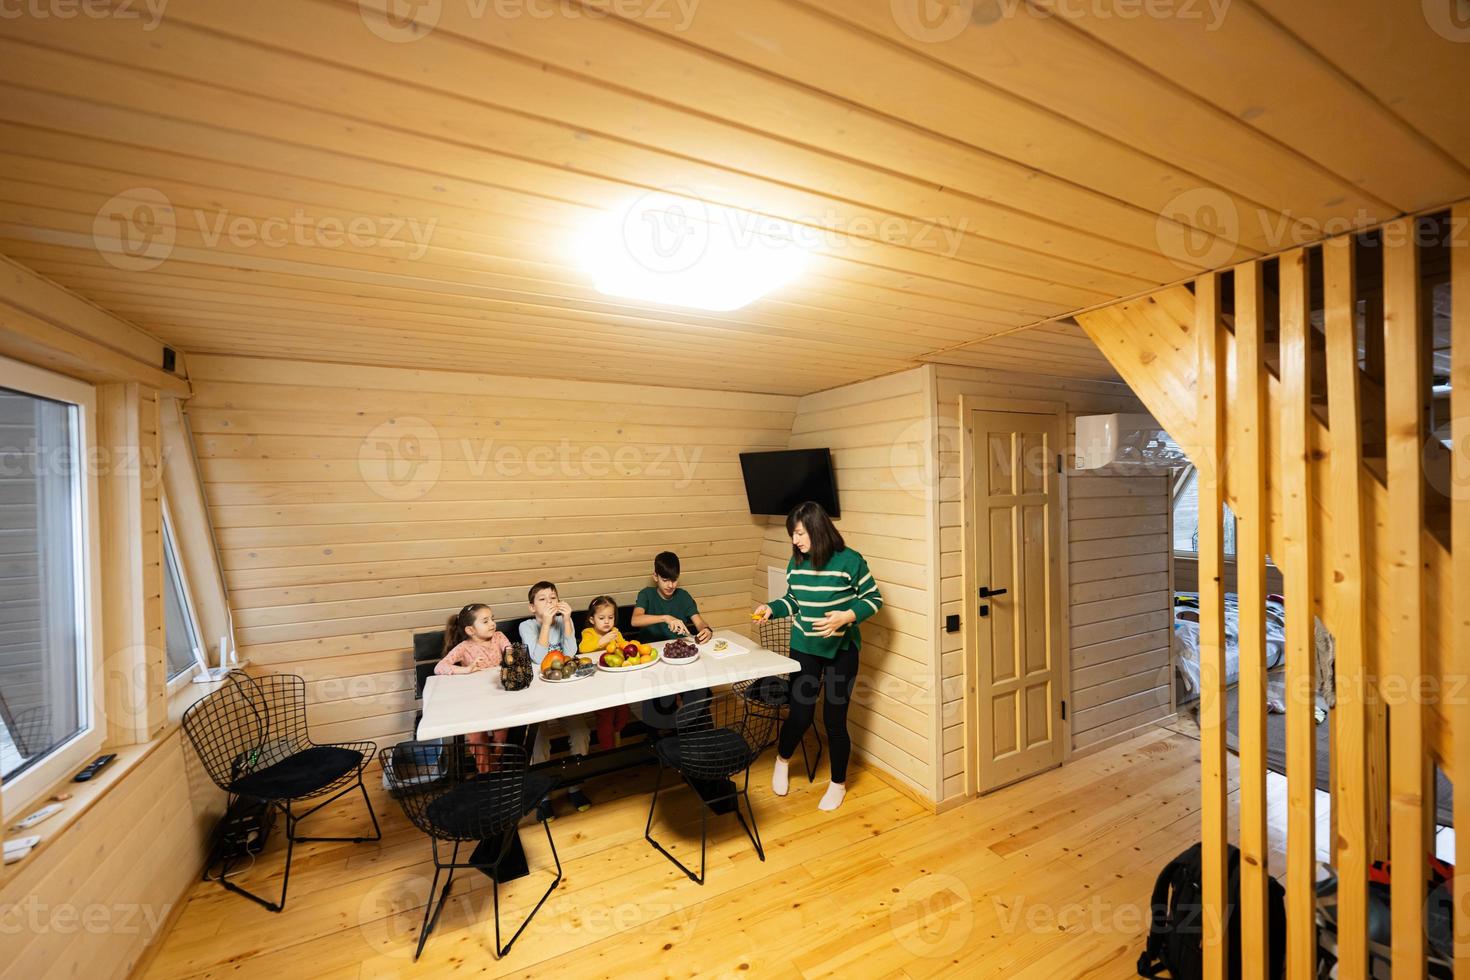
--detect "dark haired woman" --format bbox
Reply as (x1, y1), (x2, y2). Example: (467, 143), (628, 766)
(753, 500), (883, 811)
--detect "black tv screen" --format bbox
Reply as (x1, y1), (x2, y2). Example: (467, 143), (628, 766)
(739, 449), (839, 518)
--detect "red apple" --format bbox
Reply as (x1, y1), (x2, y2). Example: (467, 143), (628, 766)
(623, 642), (639, 656)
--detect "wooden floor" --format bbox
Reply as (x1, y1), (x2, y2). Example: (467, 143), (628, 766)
(143, 727), (1228, 979)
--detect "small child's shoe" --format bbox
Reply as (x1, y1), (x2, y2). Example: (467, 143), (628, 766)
(536, 797), (555, 822)
(567, 788), (592, 812)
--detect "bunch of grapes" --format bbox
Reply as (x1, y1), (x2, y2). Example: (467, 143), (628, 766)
(665, 638), (699, 660)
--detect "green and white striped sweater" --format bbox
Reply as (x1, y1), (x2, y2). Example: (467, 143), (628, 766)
(767, 548), (883, 659)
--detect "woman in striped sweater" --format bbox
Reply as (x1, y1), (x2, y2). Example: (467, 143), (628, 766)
(753, 500), (883, 811)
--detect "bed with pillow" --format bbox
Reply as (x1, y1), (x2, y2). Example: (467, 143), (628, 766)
(1171, 591), (1286, 700)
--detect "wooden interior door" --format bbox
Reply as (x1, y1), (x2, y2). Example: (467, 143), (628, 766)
(966, 409), (1066, 794)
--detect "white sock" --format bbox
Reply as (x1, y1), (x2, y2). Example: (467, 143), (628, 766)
(818, 782), (847, 811)
(772, 757), (789, 797)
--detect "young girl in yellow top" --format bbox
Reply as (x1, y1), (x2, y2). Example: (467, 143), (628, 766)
(580, 595), (632, 752)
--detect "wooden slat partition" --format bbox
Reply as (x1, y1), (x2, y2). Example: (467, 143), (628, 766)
(1451, 202), (1469, 972)
(1233, 260), (1271, 973)
(1090, 205), (1464, 976)
(1383, 217), (1427, 977)
(1324, 236), (1369, 977)
(1195, 272), (1229, 980)
(1277, 248), (1316, 974)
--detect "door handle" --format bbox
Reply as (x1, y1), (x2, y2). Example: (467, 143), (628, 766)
(978, 586), (1009, 599)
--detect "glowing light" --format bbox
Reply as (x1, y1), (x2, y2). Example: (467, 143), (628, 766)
(576, 192), (811, 312)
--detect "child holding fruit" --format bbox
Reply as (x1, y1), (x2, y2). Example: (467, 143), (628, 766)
(436, 603), (510, 773)
(520, 581), (593, 816)
(632, 551), (713, 643)
(579, 595), (634, 751)
(632, 552), (712, 729)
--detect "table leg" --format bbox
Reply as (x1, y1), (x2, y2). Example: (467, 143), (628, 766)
(687, 776), (738, 815)
(469, 832), (529, 883)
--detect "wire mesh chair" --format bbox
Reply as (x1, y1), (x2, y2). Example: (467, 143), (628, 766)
(380, 741), (561, 961)
(644, 691), (775, 885)
(730, 617), (822, 781)
(180, 671), (381, 912)
(0, 685), (51, 759)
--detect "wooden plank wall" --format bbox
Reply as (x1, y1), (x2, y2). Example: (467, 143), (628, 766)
(1066, 464), (1175, 755)
(932, 364), (1168, 802)
(0, 733), (218, 979)
(1172, 555), (1284, 596)
(750, 367), (937, 801)
(188, 355), (796, 749)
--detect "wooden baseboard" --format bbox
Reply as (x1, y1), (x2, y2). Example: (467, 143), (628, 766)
(1069, 714), (1178, 761)
(936, 792), (970, 814)
(851, 751), (938, 812)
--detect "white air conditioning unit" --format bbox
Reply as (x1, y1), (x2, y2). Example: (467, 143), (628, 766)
(1074, 413), (1187, 470)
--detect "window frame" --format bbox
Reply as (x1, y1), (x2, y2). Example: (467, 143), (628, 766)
(161, 495), (208, 695)
(1170, 466), (1241, 560)
(0, 355), (105, 815)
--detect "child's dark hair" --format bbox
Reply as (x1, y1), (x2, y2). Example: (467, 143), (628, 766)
(587, 595), (617, 618)
(444, 603), (490, 657)
(787, 500), (845, 571)
(653, 551), (680, 580)
(528, 580), (557, 604)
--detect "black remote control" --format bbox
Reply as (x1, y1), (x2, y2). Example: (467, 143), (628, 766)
(73, 754), (117, 782)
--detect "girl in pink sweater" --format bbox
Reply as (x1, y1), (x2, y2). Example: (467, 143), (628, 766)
(437, 603), (510, 772)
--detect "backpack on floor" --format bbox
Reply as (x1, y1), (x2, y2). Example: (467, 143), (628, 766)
(1137, 842), (1286, 980)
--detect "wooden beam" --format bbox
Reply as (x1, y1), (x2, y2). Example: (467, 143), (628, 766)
(1233, 260), (1271, 977)
(97, 382), (168, 746)
(1278, 248), (1316, 975)
(1450, 202), (1469, 973)
(0, 254), (188, 395)
(1324, 235), (1370, 978)
(1195, 272), (1229, 980)
(1383, 217), (1427, 978)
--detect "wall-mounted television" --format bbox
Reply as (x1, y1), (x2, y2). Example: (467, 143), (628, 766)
(738, 448), (839, 518)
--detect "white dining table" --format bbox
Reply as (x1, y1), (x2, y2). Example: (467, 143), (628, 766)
(416, 629), (798, 740)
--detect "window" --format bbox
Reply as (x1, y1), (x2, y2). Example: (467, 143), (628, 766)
(0, 357), (102, 810)
(162, 504), (206, 690)
(1172, 468), (1237, 557)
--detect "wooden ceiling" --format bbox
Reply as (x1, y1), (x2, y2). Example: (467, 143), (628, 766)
(0, 0), (1466, 394)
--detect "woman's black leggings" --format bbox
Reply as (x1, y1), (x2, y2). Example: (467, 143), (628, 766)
(777, 645), (860, 784)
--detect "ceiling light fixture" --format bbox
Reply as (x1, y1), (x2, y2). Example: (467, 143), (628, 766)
(576, 191), (812, 312)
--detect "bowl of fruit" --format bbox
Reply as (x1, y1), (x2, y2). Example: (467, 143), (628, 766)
(663, 637), (699, 664)
(596, 641), (659, 672)
(540, 652), (595, 683)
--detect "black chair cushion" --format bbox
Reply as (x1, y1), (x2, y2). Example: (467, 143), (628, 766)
(424, 771), (556, 839)
(655, 728), (755, 775)
(230, 745), (364, 800)
(740, 675), (790, 708)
